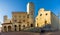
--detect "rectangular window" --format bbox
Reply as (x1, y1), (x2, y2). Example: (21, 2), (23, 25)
(23, 20), (25, 22)
(18, 20), (22, 23)
(27, 15), (29, 18)
(27, 22), (29, 23)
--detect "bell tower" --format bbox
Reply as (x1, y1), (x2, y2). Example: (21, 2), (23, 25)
(27, 2), (34, 27)
(27, 2), (34, 15)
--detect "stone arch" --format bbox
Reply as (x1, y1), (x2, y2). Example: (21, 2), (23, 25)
(4, 26), (7, 32)
(14, 25), (17, 31)
(8, 26), (11, 32)
(19, 25), (21, 31)
(31, 24), (33, 27)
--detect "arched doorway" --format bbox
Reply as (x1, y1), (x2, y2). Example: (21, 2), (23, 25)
(14, 25), (17, 31)
(8, 26), (11, 32)
(31, 24), (33, 27)
(45, 21), (47, 25)
(19, 25), (21, 31)
(4, 26), (7, 32)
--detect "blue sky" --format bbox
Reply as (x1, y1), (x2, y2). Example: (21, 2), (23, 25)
(0, 0), (60, 24)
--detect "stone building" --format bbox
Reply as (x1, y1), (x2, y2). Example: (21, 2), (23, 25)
(2, 2), (35, 32)
(35, 8), (59, 30)
(2, 2), (60, 32)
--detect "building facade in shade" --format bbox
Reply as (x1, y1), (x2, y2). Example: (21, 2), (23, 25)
(35, 8), (59, 30)
(2, 2), (35, 32)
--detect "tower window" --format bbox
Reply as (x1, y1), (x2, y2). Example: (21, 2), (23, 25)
(40, 14), (42, 16)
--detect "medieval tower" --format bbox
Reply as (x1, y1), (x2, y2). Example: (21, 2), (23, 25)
(27, 2), (35, 27)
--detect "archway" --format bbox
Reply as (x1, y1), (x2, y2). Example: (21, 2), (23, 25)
(19, 25), (21, 31)
(4, 26), (7, 32)
(8, 26), (11, 32)
(31, 24), (33, 27)
(14, 25), (17, 31)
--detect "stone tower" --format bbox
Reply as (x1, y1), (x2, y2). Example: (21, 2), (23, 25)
(27, 2), (34, 27)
